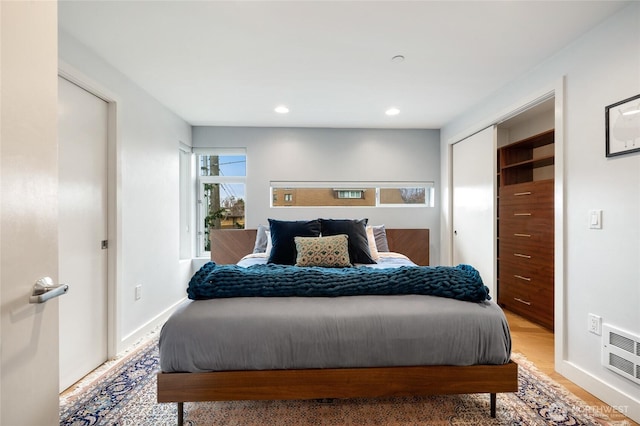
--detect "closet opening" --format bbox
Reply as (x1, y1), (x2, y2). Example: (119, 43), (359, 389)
(496, 98), (555, 332)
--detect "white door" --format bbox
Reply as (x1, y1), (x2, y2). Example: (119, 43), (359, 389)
(58, 76), (109, 391)
(452, 126), (497, 296)
(1, 2), (60, 424)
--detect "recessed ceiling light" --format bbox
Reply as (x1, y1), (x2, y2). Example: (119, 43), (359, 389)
(385, 107), (400, 116)
(274, 105), (289, 114)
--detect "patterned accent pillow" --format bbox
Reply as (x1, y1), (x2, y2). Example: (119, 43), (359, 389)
(294, 234), (352, 268)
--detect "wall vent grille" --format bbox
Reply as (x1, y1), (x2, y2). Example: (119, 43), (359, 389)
(602, 324), (640, 385)
(610, 353), (634, 375)
(610, 333), (634, 353)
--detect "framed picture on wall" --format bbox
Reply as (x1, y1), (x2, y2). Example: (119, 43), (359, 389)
(605, 93), (640, 157)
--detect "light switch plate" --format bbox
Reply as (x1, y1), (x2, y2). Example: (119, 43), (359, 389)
(135, 284), (142, 300)
(589, 209), (602, 229)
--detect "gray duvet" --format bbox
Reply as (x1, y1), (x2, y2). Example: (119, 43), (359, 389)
(160, 289), (511, 373)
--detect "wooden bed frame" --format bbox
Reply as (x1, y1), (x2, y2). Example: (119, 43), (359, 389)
(157, 363), (518, 425)
(156, 228), (518, 425)
(209, 227), (430, 266)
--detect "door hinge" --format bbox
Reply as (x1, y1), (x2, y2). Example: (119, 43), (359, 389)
(101, 240), (108, 250)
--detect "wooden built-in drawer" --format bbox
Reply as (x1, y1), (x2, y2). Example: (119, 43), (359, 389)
(498, 257), (553, 285)
(499, 259), (554, 286)
(498, 281), (554, 329)
(499, 180), (554, 206)
(499, 222), (553, 244)
(498, 196), (553, 212)
(498, 240), (553, 266)
(498, 284), (533, 311)
(499, 274), (553, 302)
(499, 205), (553, 223)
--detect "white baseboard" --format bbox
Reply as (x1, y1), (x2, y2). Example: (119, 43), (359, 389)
(558, 359), (640, 423)
(118, 297), (187, 354)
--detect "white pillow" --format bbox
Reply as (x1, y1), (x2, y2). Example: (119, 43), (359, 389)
(365, 226), (380, 261)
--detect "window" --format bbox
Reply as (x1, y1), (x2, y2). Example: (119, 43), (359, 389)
(270, 182), (434, 208)
(379, 187), (428, 206)
(197, 149), (246, 255)
(336, 190), (365, 199)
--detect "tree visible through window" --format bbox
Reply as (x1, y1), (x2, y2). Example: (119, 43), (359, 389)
(198, 153), (246, 253)
(380, 187), (427, 205)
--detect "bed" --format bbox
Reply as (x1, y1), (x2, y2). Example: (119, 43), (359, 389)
(157, 220), (517, 426)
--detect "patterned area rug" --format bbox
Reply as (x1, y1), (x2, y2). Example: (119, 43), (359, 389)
(60, 336), (628, 426)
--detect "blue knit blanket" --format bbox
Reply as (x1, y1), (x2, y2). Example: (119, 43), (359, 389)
(187, 262), (490, 303)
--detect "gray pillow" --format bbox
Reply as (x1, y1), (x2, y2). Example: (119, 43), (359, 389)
(372, 224), (389, 252)
(252, 224), (270, 253)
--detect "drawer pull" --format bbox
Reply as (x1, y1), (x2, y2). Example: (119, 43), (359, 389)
(514, 191), (532, 196)
(513, 253), (532, 259)
(514, 297), (532, 306)
(513, 212), (532, 216)
(514, 233), (531, 238)
(514, 274), (531, 282)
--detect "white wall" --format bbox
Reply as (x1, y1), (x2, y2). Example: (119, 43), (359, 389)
(441, 3), (640, 421)
(193, 126), (441, 265)
(59, 31), (193, 353)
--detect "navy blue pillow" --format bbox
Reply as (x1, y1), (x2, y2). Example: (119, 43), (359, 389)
(267, 219), (321, 265)
(320, 218), (376, 264)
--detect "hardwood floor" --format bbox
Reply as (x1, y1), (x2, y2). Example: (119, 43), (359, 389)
(505, 309), (638, 425)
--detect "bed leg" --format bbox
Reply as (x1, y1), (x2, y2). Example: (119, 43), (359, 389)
(177, 402), (184, 426)
(490, 393), (496, 418)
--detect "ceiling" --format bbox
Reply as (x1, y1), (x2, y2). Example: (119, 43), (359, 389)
(58, 1), (630, 129)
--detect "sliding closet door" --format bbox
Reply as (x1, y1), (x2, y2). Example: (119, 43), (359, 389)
(452, 126), (496, 296)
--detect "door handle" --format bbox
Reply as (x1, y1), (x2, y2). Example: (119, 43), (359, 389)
(29, 277), (69, 304)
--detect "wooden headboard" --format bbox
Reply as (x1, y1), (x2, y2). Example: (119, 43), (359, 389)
(210, 228), (429, 266)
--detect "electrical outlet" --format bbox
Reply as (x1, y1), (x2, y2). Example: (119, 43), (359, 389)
(135, 284), (142, 300)
(588, 313), (601, 335)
